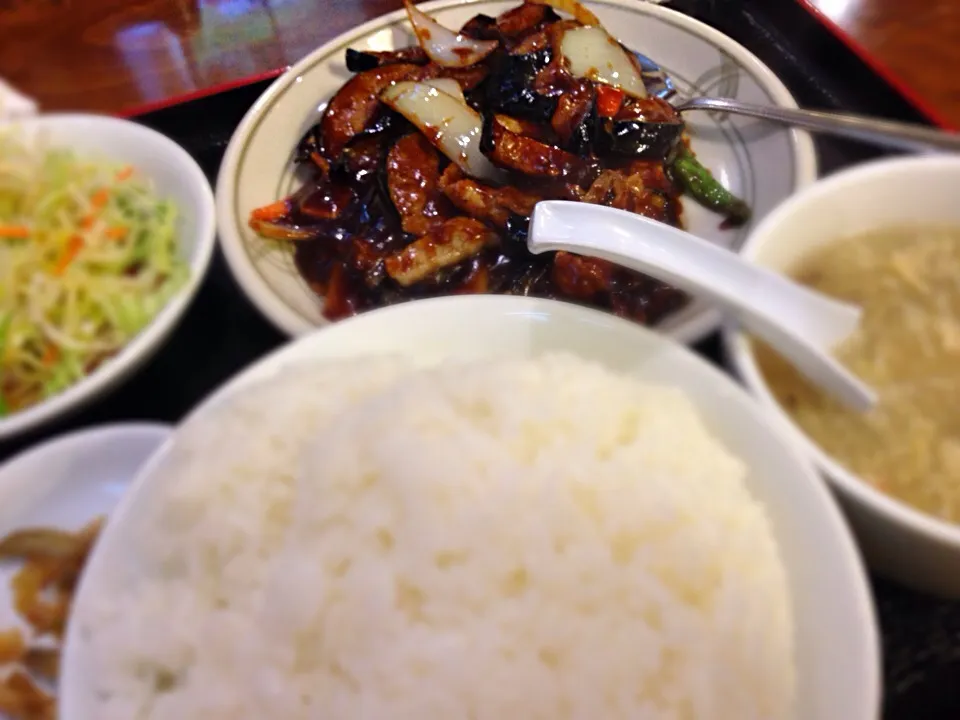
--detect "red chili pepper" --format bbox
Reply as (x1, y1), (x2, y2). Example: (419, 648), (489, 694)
(596, 85), (625, 118)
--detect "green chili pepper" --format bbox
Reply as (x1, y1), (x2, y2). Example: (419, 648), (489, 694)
(671, 146), (751, 227)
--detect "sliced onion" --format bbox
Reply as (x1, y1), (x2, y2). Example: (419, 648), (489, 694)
(421, 77), (466, 104)
(381, 81), (504, 183)
(559, 25), (647, 99)
(404, 0), (499, 68)
(528, 0), (600, 27)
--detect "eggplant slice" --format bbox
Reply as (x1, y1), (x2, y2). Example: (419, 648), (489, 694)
(345, 47), (429, 72)
(460, 13), (500, 40)
(481, 113), (600, 186)
(496, 2), (560, 38)
(319, 63), (420, 160)
(442, 177), (541, 228)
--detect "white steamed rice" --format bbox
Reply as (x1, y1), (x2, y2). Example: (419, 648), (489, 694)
(77, 354), (794, 720)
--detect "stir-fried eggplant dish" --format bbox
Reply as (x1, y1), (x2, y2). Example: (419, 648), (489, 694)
(248, 0), (750, 323)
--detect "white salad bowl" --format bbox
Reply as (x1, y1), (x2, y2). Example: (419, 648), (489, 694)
(0, 114), (216, 441)
(215, 0), (816, 343)
(724, 155), (960, 597)
(63, 296), (878, 720)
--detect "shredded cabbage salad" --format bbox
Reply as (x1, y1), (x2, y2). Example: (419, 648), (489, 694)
(0, 128), (187, 417)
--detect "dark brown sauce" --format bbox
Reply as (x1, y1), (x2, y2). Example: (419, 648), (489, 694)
(260, 9), (695, 326)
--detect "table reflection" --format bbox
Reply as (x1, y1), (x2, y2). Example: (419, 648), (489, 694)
(0, 0), (957, 127)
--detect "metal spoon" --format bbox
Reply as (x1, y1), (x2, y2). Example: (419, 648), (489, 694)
(632, 50), (960, 154)
(528, 200), (877, 412)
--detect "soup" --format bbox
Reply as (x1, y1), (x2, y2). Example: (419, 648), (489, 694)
(756, 224), (960, 522)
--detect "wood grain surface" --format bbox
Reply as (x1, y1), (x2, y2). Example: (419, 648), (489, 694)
(805, 0), (960, 128)
(1, 0), (958, 127)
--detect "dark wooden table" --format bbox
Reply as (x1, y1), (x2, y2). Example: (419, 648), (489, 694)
(2, 2), (960, 717)
(1, 0), (958, 127)
(804, 0), (960, 129)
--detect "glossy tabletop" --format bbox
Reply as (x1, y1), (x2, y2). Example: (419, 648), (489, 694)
(0, 0), (958, 128)
(803, 0), (960, 129)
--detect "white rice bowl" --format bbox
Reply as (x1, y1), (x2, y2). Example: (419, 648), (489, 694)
(75, 354), (794, 719)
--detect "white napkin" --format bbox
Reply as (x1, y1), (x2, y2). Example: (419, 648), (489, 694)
(0, 78), (38, 122)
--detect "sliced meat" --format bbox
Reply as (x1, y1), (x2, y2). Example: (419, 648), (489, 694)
(532, 57), (572, 96)
(510, 29), (550, 55)
(320, 63), (419, 160)
(496, 2), (559, 38)
(622, 159), (677, 195)
(386, 217), (498, 286)
(583, 169), (623, 205)
(443, 178), (541, 228)
(386, 133), (450, 235)
(532, 20), (581, 95)
(481, 114), (600, 186)
(438, 162), (465, 190)
(551, 251), (615, 299)
(550, 80), (594, 148)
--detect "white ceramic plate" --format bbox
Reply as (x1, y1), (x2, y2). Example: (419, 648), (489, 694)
(216, 0), (816, 343)
(0, 423), (171, 708)
(64, 296), (877, 720)
(0, 115), (216, 441)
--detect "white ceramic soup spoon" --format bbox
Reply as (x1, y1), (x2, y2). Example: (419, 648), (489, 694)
(528, 201), (876, 412)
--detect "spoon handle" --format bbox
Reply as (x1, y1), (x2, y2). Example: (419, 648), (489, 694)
(528, 201), (876, 411)
(680, 97), (960, 154)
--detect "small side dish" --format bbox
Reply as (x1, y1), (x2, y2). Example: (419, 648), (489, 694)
(755, 224), (960, 523)
(0, 129), (187, 418)
(0, 519), (103, 720)
(248, 0), (749, 324)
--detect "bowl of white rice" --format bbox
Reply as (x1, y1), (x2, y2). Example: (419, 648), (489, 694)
(61, 295), (879, 720)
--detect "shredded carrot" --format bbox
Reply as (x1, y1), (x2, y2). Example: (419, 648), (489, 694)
(0, 225), (30, 239)
(78, 215), (94, 230)
(115, 166), (134, 181)
(90, 188), (109, 209)
(105, 226), (128, 241)
(41, 344), (59, 367)
(596, 85), (625, 118)
(53, 235), (84, 276)
(250, 199), (290, 222)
